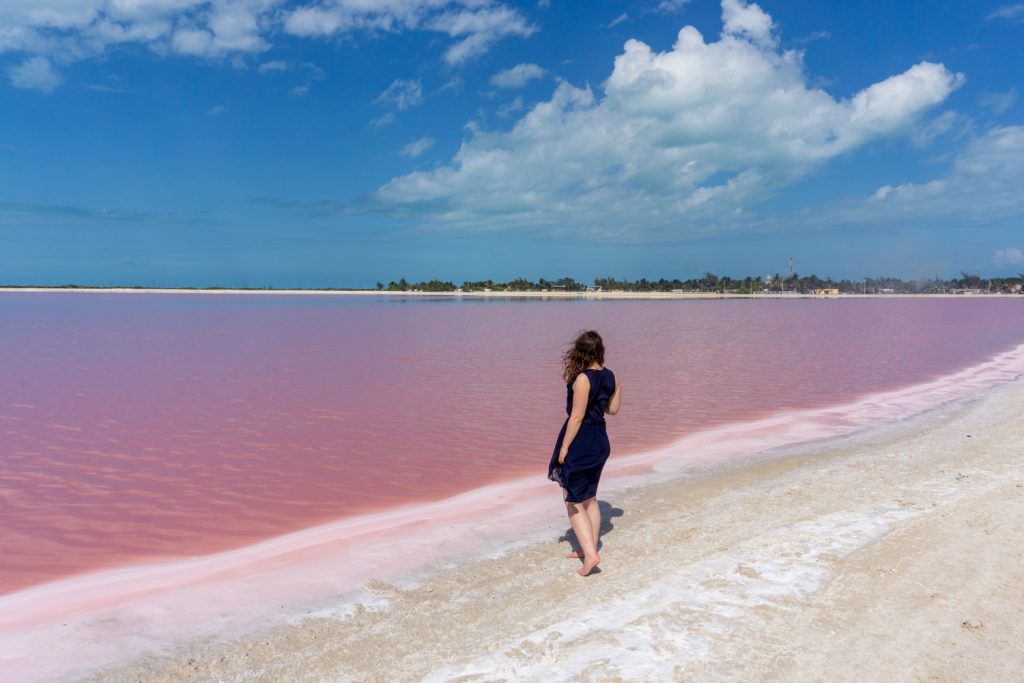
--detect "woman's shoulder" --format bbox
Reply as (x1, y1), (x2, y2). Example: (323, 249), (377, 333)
(570, 370), (592, 385)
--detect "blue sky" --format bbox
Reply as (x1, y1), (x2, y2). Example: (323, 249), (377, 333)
(1, 0), (1022, 287)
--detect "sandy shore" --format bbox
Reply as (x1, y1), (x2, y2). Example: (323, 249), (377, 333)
(80, 373), (1024, 681)
(1, 286), (1019, 299)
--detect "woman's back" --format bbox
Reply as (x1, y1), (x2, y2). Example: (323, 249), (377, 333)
(565, 367), (616, 425)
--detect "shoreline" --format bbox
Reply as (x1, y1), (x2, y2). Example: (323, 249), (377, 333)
(88, 360), (1024, 681)
(1, 342), (1023, 681)
(1, 286), (1021, 299)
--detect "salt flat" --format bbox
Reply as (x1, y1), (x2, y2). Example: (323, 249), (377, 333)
(87, 377), (1024, 681)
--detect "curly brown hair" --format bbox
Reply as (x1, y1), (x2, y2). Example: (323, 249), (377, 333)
(562, 330), (605, 384)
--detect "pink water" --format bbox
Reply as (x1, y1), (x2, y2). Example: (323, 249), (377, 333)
(2, 293), (1023, 596)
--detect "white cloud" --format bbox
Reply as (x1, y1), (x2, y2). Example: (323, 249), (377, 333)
(0, 0), (273, 65)
(282, 1), (533, 65)
(608, 13), (629, 28)
(256, 59), (325, 95)
(375, 78), (423, 110)
(656, 0), (691, 12)
(439, 76), (463, 93)
(496, 96), (524, 118)
(8, 56), (61, 93)
(828, 126), (1024, 229)
(994, 247), (1024, 266)
(792, 30), (830, 44)
(206, 104), (225, 115)
(0, 0), (531, 80)
(400, 136), (436, 158)
(257, 59), (288, 73)
(980, 88), (1018, 114)
(721, 0), (774, 48)
(910, 110), (969, 148)
(376, 0), (964, 239)
(429, 6), (535, 65)
(490, 63), (546, 88)
(370, 112), (396, 128)
(987, 4), (1024, 21)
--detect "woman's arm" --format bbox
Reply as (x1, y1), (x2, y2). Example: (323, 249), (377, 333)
(558, 373), (590, 465)
(606, 377), (622, 415)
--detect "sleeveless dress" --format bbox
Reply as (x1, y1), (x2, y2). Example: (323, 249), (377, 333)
(547, 367), (615, 503)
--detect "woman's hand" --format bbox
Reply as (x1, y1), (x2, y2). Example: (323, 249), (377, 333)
(558, 447), (568, 465)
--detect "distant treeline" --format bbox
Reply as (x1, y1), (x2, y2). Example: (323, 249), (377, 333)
(379, 271), (1024, 294)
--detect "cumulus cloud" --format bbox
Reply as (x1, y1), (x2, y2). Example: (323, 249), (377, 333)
(490, 63), (546, 88)
(0, 0), (531, 89)
(376, 0), (964, 239)
(0, 0), (272, 67)
(721, 0), (775, 48)
(400, 136), (436, 158)
(993, 247), (1024, 266)
(375, 78), (423, 111)
(8, 56), (61, 93)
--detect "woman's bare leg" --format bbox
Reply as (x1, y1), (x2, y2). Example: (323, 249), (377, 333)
(563, 492), (600, 576)
(585, 498), (601, 545)
(565, 498), (601, 558)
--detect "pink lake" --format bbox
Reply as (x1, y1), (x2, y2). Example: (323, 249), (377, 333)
(2, 292), (1024, 596)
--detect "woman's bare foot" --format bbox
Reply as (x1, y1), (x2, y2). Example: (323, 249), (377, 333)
(565, 550), (583, 559)
(576, 553), (600, 576)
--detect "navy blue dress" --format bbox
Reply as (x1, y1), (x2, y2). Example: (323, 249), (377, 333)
(547, 367), (615, 503)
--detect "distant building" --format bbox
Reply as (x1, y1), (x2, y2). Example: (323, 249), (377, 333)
(878, 288), (895, 294)
(814, 288), (840, 296)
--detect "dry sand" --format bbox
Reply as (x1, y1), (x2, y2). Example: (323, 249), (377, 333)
(84, 377), (1024, 681)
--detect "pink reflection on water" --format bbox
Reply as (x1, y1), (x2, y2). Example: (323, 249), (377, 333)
(1, 293), (1023, 595)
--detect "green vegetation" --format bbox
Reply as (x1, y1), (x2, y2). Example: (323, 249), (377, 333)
(4, 271), (1022, 294)
(380, 271), (1024, 294)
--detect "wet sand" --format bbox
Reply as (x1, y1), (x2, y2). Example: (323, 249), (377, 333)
(84, 376), (1024, 681)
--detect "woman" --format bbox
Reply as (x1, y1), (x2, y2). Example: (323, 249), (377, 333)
(547, 330), (622, 576)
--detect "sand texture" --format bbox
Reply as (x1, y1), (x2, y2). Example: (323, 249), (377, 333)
(84, 379), (1024, 681)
